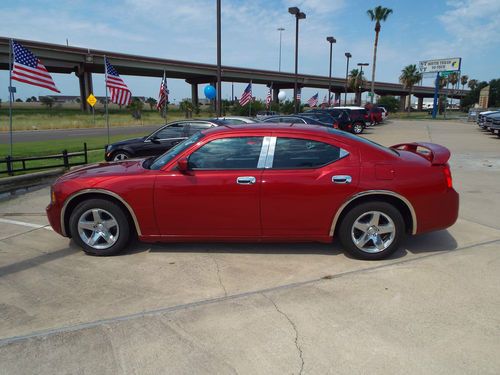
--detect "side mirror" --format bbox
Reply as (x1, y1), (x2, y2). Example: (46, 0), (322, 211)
(177, 157), (190, 173)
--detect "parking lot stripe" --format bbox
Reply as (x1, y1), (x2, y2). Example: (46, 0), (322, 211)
(1, 236), (499, 347)
(0, 218), (53, 231)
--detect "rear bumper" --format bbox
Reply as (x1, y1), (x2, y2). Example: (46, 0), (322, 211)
(415, 188), (459, 234)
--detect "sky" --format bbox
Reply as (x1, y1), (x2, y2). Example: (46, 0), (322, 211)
(1, 0), (499, 103)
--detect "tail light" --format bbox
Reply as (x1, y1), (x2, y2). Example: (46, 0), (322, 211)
(333, 122), (339, 129)
(443, 164), (453, 189)
(364, 114), (369, 119)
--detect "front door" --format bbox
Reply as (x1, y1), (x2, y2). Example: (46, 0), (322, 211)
(154, 135), (267, 237)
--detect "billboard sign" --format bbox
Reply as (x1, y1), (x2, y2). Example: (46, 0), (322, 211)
(419, 58), (461, 73)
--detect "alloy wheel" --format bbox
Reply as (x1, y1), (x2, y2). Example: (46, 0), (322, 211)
(77, 208), (120, 250)
(351, 210), (395, 253)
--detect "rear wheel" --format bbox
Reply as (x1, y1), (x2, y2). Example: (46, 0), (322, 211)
(69, 198), (131, 256)
(112, 151), (131, 161)
(352, 122), (364, 134)
(338, 201), (405, 260)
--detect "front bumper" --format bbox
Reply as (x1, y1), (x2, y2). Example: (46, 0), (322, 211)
(46, 202), (64, 236)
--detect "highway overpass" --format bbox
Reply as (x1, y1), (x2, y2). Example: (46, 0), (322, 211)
(0, 36), (466, 111)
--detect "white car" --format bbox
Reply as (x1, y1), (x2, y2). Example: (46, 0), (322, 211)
(216, 116), (258, 125)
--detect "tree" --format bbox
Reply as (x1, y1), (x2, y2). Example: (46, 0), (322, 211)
(179, 99), (193, 118)
(40, 96), (55, 110)
(460, 75), (469, 92)
(377, 96), (399, 113)
(26, 97), (31, 102)
(128, 97), (144, 120)
(145, 97), (157, 110)
(367, 5), (393, 103)
(15, 98), (23, 102)
(468, 79), (478, 91)
(30, 96), (37, 102)
(348, 69), (365, 105)
(399, 64), (422, 113)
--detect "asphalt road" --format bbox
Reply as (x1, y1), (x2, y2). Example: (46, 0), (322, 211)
(1, 119), (499, 374)
(0, 125), (161, 143)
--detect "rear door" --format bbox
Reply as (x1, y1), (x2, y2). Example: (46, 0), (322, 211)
(261, 135), (359, 238)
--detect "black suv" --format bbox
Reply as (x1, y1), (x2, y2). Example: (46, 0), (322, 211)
(306, 108), (366, 134)
(104, 119), (224, 161)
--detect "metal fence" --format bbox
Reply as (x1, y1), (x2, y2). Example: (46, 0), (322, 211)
(1, 143), (88, 176)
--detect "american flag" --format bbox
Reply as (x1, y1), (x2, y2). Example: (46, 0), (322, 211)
(239, 83), (252, 106)
(11, 40), (60, 93)
(321, 94), (328, 107)
(265, 87), (272, 109)
(105, 57), (132, 106)
(296, 88), (301, 101)
(307, 93), (319, 107)
(156, 75), (169, 110)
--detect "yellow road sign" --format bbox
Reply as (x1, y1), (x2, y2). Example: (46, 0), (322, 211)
(86, 94), (97, 107)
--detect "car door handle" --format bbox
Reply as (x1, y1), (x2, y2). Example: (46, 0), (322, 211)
(236, 176), (256, 185)
(332, 175), (352, 184)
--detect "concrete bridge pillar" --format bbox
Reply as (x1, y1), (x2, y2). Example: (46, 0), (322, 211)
(77, 65), (93, 112)
(334, 92), (341, 106)
(399, 95), (407, 111)
(273, 87), (280, 104)
(191, 83), (198, 107)
(417, 97), (424, 111)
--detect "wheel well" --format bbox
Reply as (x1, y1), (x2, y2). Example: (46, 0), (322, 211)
(63, 192), (137, 238)
(333, 194), (414, 236)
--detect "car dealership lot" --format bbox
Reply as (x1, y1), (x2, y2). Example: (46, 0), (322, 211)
(1, 120), (500, 374)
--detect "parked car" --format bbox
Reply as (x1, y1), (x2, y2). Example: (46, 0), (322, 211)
(309, 107), (369, 130)
(484, 113), (500, 134)
(256, 110), (277, 119)
(488, 114), (500, 137)
(217, 116), (258, 125)
(477, 110), (500, 128)
(261, 115), (329, 126)
(368, 107), (384, 125)
(47, 124), (459, 260)
(300, 110), (363, 134)
(104, 119), (224, 161)
(379, 106), (388, 119)
(481, 111), (500, 130)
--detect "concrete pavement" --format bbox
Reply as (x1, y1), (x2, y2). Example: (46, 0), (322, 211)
(0, 119), (499, 374)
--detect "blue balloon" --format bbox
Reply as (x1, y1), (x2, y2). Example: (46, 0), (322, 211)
(204, 85), (216, 100)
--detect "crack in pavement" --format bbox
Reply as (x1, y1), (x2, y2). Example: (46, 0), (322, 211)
(1, 237), (500, 347)
(426, 124), (434, 142)
(208, 253), (228, 297)
(263, 293), (304, 375)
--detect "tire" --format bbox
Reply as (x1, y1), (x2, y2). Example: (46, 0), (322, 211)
(352, 122), (364, 134)
(69, 198), (131, 256)
(338, 201), (405, 260)
(111, 150), (131, 161)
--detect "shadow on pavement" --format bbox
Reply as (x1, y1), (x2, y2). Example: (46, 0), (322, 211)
(404, 230), (458, 254)
(0, 245), (80, 278)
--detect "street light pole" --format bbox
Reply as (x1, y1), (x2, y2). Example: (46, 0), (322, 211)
(344, 52), (351, 106)
(289, 7), (306, 114)
(357, 62), (369, 106)
(326, 36), (336, 107)
(277, 27), (285, 72)
(216, 0), (222, 117)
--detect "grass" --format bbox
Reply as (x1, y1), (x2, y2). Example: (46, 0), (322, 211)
(0, 107), (214, 131)
(0, 133), (147, 176)
(390, 111), (466, 120)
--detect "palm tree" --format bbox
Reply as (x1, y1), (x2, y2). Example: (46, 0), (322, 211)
(468, 79), (478, 91)
(447, 72), (459, 107)
(367, 6), (393, 103)
(460, 75), (469, 92)
(399, 64), (423, 113)
(348, 69), (365, 105)
(438, 76), (448, 89)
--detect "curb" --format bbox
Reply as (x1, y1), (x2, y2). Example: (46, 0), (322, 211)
(0, 168), (65, 194)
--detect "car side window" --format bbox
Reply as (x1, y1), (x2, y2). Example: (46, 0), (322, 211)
(187, 122), (214, 135)
(188, 137), (264, 170)
(154, 123), (187, 139)
(272, 137), (343, 169)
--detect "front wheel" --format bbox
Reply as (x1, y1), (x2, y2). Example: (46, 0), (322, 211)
(69, 198), (131, 256)
(338, 201), (405, 260)
(112, 151), (131, 161)
(352, 122), (364, 134)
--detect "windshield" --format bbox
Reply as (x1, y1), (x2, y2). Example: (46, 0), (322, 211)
(149, 132), (205, 170)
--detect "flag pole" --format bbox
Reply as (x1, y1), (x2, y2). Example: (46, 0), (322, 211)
(8, 39), (14, 157)
(163, 69), (167, 125)
(249, 81), (252, 117)
(103, 55), (110, 145)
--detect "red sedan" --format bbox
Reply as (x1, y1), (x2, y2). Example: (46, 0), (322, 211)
(46, 124), (459, 260)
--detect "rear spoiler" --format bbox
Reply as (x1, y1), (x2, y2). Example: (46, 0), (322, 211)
(390, 142), (451, 165)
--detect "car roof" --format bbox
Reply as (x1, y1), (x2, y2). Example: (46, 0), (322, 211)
(202, 123), (337, 137)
